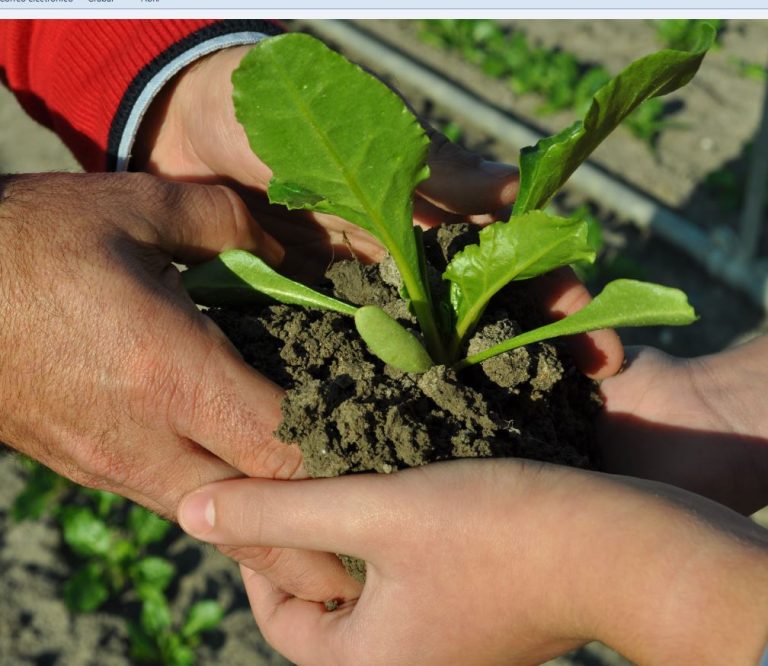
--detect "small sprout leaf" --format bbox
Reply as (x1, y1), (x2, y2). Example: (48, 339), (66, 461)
(11, 462), (65, 522)
(163, 637), (196, 666)
(60, 506), (114, 557)
(128, 621), (162, 662)
(128, 505), (171, 548)
(183, 250), (358, 316)
(457, 279), (697, 369)
(64, 562), (110, 612)
(140, 589), (173, 634)
(514, 23), (714, 214)
(444, 211), (595, 344)
(132, 557), (177, 595)
(355, 306), (434, 373)
(181, 600), (225, 639)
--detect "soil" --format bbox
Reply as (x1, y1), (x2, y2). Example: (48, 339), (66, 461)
(209, 225), (601, 481)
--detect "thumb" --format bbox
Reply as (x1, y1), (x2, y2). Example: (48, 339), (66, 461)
(418, 132), (519, 216)
(178, 475), (393, 561)
(146, 178), (284, 266)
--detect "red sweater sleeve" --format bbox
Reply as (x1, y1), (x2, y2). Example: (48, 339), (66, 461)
(0, 20), (280, 172)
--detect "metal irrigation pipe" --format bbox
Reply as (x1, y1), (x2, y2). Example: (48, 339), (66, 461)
(737, 67), (768, 264)
(303, 19), (768, 311)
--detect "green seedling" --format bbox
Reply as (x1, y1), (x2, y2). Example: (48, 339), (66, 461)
(730, 56), (768, 82)
(418, 20), (681, 150)
(652, 19), (724, 50)
(12, 459), (224, 666)
(184, 29), (713, 374)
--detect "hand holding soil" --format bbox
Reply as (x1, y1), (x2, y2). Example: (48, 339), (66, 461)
(0, 172), (293, 488)
(179, 459), (768, 665)
(599, 336), (768, 515)
(0, 172), (363, 602)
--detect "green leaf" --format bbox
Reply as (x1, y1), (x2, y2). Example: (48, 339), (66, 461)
(513, 23), (714, 214)
(81, 489), (125, 518)
(183, 250), (357, 315)
(132, 557), (176, 596)
(457, 279), (697, 369)
(444, 211), (595, 345)
(106, 538), (138, 567)
(64, 562), (110, 612)
(11, 463), (65, 521)
(233, 33), (442, 359)
(60, 506), (114, 558)
(354, 306), (434, 374)
(181, 600), (225, 639)
(140, 589), (172, 635)
(128, 621), (162, 663)
(160, 634), (196, 666)
(128, 505), (171, 548)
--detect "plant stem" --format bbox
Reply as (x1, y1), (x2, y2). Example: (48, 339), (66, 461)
(405, 276), (446, 363)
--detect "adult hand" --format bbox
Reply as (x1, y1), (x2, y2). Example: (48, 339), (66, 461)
(134, 42), (623, 378)
(599, 338), (768, 515)
(179, 459), (768, 665)
(0, 172), (360, 602)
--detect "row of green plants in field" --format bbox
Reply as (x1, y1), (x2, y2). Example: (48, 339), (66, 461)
(651, 19), (724, 50)
(654, 19), (768, 82)
(12, 459), (224, 665)
(422, 20), (763, 221)
(417, 19), (684, 149)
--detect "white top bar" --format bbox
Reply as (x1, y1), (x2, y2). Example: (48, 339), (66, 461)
(0, 0), (767, 12)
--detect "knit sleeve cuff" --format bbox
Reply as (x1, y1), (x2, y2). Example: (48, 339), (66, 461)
(109, 20), (281, 171)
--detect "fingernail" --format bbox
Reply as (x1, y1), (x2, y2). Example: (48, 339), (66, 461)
(480, 160), (519, 180)
(179, 492), (215, 537)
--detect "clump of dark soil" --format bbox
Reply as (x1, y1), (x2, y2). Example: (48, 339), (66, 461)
(208, 225), (602, 478)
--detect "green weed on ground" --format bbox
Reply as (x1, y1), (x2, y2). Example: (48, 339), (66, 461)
(12, 459), (224, 666)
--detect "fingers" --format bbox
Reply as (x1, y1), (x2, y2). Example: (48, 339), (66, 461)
(532, 267), (625, 379)
(167, 319), (305, 481)
(145, 176), (284, 266)
(219, 544), (362, 602)
(178, 476), (389, 559)
(418, 132), (519, 215)
(242, 566), (340, 666)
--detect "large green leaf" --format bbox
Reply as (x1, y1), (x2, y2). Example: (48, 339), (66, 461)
(443, 211), (595, 344)
(183, 250), (357, 316)
(456, 279), (697, 369)
(513, 24), (714, 214)
(233, 34), (440, 355)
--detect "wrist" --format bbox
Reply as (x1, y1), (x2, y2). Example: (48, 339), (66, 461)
(132, 45), (264, 186)
(131, 57), (195, 174)
(579, 476), (768, 663)
(691, 335), (768, 508)
(695, 335), (768, 439)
